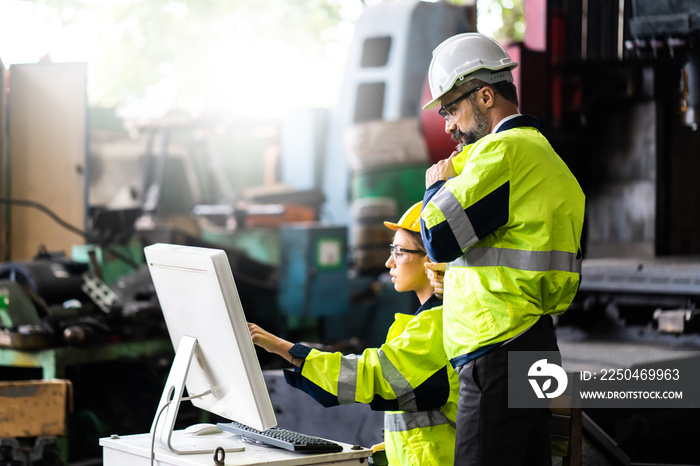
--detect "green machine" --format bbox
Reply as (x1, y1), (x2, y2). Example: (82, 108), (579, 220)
(278, 224), (349, 321)
(0, 281), (47, 349)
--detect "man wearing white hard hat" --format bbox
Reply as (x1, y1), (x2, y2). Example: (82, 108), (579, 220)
(419, 33), (586, 465)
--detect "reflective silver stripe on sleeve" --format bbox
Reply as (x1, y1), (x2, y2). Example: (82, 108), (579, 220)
(451, 247), (581, 274)
(337, 354), (359, 404)
(384, 409), (454, 432)
(378, 349), (417, 411)
(432, 187), (478, 251)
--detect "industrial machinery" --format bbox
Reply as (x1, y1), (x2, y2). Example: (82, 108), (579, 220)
(0, 228), (280, 462)
(506, 0), (700, 464)
(4, 0), (700, 464)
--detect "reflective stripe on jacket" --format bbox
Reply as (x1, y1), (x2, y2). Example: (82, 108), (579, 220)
(284, 295), (458, 466)
(420, 115), (585, 365)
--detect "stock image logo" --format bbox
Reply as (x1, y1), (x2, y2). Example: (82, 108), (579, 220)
(510, 350), (700, 409)
(528, 358), (568, 399)
(508, 351), (567, 407)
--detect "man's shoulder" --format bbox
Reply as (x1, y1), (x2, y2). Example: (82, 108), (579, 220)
(478, 120), (548, 151)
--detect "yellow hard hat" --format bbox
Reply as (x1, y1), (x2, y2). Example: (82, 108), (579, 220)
(384, 202), (422, 233)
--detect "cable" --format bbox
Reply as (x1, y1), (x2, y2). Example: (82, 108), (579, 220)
(0, 197), (140, 269)
(150, 400), (173, 466)
(0, 197), (87, 238)
(150, 389), (213, 466)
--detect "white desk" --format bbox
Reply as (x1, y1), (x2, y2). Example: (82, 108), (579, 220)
(100, 431), (372, 466)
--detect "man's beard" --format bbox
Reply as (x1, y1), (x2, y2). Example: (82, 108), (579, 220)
(452, 102), (489, 147)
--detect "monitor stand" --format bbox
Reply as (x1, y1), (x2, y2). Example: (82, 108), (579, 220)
(151, 335), (245, 455)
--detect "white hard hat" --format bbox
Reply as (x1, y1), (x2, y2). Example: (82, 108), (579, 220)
(422, 33), (518, 110)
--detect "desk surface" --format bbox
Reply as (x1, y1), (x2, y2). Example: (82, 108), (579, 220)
(100, 431), (372, 466)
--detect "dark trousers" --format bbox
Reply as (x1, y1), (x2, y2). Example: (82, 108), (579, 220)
(454, 315), (560, 466)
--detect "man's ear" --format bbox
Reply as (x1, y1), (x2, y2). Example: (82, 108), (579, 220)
(479, 86), (496, 109)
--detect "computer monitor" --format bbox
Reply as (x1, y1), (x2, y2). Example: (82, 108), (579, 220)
(144, 243), (277, 454)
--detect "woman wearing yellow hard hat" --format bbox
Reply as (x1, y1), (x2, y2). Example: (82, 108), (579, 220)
(248, 201), (458, 465)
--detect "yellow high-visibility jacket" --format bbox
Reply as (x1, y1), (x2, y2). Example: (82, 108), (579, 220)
(420, 115), (585, 367)
(284, 295), (458, 466)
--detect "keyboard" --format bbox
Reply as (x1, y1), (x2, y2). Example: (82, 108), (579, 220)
(216, 421), (344, 453)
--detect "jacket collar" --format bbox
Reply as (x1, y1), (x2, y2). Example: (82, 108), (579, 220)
(495, 114), (541, 133)
(415, 294), (443, 315)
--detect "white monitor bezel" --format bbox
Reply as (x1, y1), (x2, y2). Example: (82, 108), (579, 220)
(145, 243), (277, 432)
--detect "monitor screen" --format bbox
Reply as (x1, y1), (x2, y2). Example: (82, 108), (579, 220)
(144, 243), (277, 432)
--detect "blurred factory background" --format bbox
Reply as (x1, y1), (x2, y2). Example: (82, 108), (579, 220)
(1, 0), (700, 464)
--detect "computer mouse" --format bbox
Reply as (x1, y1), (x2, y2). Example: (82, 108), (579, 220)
(184, 423), (223, 436)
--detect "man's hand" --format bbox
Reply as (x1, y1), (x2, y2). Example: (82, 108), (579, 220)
(425, 151), (458, 188)
(424, 262), (446, 298)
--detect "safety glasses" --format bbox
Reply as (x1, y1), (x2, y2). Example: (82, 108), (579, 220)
(389, 244), (425, 264)
(438, 86), (483, 121)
